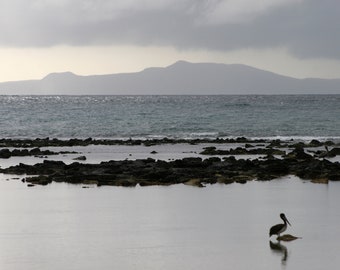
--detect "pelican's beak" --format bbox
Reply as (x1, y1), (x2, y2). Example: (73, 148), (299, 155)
(285, 216), (291, 226)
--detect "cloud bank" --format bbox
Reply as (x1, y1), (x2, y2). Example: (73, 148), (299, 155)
(0, 0), (339, 59)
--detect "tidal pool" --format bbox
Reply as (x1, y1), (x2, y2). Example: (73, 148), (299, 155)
(0, 174), (339, 270)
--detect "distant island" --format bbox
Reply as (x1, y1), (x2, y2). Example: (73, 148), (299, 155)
(0, 61), (340, 95)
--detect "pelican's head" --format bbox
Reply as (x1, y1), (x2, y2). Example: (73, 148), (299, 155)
(280, 213), (291, 226)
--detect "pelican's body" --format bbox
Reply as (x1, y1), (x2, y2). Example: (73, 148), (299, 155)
(269, 213), (291, 237)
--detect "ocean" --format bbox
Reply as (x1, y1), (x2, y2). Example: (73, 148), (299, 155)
(0, 95), (339, 140)
(1, 95), (340, 270)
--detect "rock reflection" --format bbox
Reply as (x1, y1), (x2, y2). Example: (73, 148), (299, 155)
(270, 240), (288, 264)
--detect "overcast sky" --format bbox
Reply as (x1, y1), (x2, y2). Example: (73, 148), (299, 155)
(0, 0), (339, 81)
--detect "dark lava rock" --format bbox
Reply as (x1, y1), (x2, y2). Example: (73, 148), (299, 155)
(0, 149), (11, 159)
(329, 148), (340, 156)
(308, 139), (323, 147)
(1, 142), (340, 187)
(0, 148), (59, 158)
(284, 146), (313, 160)
(25, 175), (52, 186)
(73, 156), (87, 161)
(200, 146), (285, 156)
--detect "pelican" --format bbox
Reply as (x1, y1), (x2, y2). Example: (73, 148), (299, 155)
(269, 213), (291, 237)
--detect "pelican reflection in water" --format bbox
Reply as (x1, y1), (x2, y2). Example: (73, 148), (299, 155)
(270, 240), (288, 264)
(269, 213), (291, 237)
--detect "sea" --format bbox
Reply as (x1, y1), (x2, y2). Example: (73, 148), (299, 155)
(0, 94), (339, 140)
(1, 94), (340, 270)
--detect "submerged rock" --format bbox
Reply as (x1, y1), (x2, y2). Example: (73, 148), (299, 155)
(311, 178), (329, 184)
(277, 234), (301, 241)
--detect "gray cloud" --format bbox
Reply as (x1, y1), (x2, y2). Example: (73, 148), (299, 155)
(0, 0), (339, 59)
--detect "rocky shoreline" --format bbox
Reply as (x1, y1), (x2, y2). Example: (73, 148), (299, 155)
(0, 137), (339, 187)
(0, 147), (78, 159)
(2, 136), (335, 148)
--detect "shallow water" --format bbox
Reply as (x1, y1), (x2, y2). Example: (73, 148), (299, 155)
(0, 175), (339, 270)
(0, 143), (268, 169)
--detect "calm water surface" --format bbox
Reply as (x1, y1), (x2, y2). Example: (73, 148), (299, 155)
(0, 175), (339, 270)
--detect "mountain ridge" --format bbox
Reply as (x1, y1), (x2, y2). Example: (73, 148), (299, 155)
(0, 61), (339, 95)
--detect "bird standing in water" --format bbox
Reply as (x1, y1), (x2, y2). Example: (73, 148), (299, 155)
(269, 213), (291, 237)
